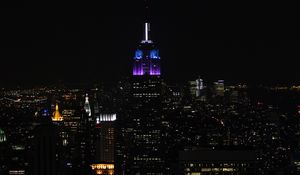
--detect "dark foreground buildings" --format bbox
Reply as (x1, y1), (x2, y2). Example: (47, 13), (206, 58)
(178, 149), (257, 175)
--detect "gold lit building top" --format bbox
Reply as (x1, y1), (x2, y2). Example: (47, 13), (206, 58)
(91, 164), (114, 175)
(52, 104), (63, 121)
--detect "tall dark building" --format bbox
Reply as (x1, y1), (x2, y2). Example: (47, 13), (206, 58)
(33, 110), (58, 175)
(119, 20), (164, 174)
(0, 128), (8, 174)
(73, 108), (94, 174)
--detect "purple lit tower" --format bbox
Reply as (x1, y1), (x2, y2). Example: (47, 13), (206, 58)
(133, 22), (161, 76)
(120, 19), (165, 175)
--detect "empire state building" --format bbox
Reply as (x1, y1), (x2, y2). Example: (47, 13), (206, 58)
(118, 21), (164, 174)
(133, 22), (161, 76)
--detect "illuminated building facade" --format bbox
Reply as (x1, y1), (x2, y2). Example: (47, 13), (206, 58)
(91, 164), (114, 175)
(214, 80), (225, 97)
(84, 94), (92, 117)
(95, 114), (116, 163)
(0, 128), (8, 174)
(119, 21), (164, 174)
(0, 128), (6, 143)
(178, 150), (257, 175)
(52, 104), (63, 121)
(189, 77), (204, 98)
(62, 109), (78, 133)
(133, 23), (161, 76)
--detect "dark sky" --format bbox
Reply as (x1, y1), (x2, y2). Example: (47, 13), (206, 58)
(0, 1), (299, 86)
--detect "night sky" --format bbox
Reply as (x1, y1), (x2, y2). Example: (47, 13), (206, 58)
(0, 1), (299, 87)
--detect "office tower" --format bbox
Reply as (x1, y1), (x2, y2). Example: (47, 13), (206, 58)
(96, 114), (116, 163)
(51, 103), (72, 174)
(0, 128), (8, 174)
(214, 80), (225, 97)
(73, 104), (95, 174)
(62, 109), (79, 133)
(0, 128), (6, 142)
(33, 110), (58, 175)
(52, 104), (66, 146)
(61, 108), (82, 173)
(84, 94), (92, 117)
(92, 114), (116, 175)
(189, 77), (204, 98)
(79, 93), (96, 163)
(196, 78), (204, 96)
(119, 20), (164, 174)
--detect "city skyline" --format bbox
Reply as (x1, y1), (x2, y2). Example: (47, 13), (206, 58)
(0, 1), (299, 86)
(2, 2), (300, 174)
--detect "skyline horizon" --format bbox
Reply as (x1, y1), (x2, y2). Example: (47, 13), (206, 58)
(1, 75), (300, 89)
(1, 1), (299, 86)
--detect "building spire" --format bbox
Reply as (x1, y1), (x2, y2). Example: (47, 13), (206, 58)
(52, 103), (63, 121)
(144, 23), (150, 41)
(144, 0), (150, 22)
(84, 94), (91, 117)
(143, 0), (151, 42)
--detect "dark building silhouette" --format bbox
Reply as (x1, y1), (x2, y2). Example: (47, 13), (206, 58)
(33, 110), (58, 175)
(0, 128), (8, 174)
(72, 107), (95, 175)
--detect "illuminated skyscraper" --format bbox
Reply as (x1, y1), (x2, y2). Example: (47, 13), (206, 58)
(95, 114), (116, 163)
(52, 104), (63, 122)
(214, 80), (225, 97)
(118, 19), (164, 174)
(0, 128), (6, 143)
(196, 77), (204, 95)
(0, 128), (8, 174)
(189, 77), (204, 98)
(133, 23), (161, 76)
(84, 94), (92, 117)
(92, 114), (116, 175)
(51, 104), (68, 148)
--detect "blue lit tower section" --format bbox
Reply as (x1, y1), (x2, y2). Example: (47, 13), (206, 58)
(133, 23), (161, 76)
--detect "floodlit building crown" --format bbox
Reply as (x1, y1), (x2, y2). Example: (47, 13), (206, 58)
(52, 103), (63, 121)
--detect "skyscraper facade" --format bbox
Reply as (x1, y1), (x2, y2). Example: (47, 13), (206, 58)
(91, 114), (116, 175)
(33, 110), (58, 175)
(95, 114), (116, 163)
(119, 22), (164, 175)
